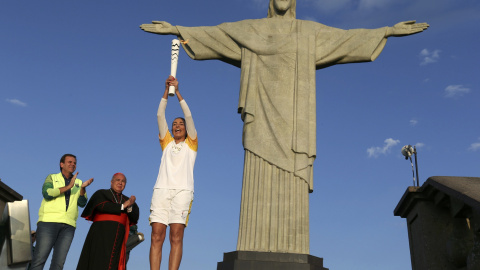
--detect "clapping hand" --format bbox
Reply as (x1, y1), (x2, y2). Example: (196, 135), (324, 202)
(123, 195), (136, 210)
(82, 178), (94, 188)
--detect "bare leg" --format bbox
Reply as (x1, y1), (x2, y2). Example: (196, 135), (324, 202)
(150, 223), (167, 270)
(168, 223), (185, 270)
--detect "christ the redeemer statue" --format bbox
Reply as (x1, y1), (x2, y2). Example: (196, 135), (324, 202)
(140, 0), (428, 254)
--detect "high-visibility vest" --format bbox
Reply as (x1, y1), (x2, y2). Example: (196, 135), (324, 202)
(37, 173), (86, 227)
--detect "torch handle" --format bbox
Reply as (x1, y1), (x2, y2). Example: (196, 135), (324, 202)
(168, 85), (176, 96)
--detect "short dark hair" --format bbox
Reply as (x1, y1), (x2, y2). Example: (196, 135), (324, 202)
(59, 154), (76, 172)
(172, 117), (188, 139)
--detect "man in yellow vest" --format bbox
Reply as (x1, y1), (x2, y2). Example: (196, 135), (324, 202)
(30, 154), (94, 270)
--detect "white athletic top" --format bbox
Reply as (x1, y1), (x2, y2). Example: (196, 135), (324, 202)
(154, 98), (198, 191)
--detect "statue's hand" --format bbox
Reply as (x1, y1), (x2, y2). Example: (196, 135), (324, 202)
(140, 21), (180, 35)
(387, 20), (429, 37)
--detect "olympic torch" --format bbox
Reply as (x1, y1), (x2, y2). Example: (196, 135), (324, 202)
(169, 39), (180, 96)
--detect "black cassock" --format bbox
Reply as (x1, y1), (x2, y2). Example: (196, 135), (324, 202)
(76, 189), (139, 270)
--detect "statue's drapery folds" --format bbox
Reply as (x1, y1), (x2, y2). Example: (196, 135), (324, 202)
(178, 18), (388, 253)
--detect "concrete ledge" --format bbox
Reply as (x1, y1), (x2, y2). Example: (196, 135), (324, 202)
(0, 181), (22, 203)
(394, 176), (480, 218)
(217, 251), (328, 270)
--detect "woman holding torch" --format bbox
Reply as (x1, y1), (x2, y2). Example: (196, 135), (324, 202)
(149, 76), (198, 270)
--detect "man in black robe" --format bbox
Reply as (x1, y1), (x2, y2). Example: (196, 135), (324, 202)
(77, 173), (139, 270)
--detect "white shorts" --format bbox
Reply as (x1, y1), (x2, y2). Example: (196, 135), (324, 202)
(149, 189), (193, 226)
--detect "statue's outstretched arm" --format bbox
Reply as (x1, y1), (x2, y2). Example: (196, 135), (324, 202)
(386, 20), (429, 37)
(140, 21), (180, 35)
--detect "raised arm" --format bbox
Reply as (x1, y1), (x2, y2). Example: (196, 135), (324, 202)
(157, 77), (173, 140)
(176, 86), (197, 140)
(140, 21), (180, 35)
(158, 76), (196, 140)
(385, 20), (429, 37)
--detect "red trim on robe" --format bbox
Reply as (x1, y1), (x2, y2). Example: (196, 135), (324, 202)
(94, 213), (130, 270)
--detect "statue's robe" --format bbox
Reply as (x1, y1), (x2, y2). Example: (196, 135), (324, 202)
(178, 18), (388, 253)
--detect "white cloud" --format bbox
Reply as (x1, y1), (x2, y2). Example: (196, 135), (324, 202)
(6, 98), (27, 107)
(367, 138), (400, 158)
(410, 119), (418, 126)
(468, 143), (480, 151)
(469, 138), (480, 151)
(420, 49), (441, 65)
(444, 85), (471, 98)
(415, 142), (425, 148)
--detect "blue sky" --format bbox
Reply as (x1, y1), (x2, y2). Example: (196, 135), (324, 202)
(1, 0), (479, 269)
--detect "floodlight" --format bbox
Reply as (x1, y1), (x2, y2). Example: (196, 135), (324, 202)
(401, 145), (414, 160)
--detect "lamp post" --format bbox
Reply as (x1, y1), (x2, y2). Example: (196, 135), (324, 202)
(401, 145), (420, 187)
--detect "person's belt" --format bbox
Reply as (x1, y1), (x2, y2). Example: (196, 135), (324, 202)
(93, 212), (130, 270)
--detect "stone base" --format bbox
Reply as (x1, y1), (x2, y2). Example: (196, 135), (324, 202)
(217, 251), (329, 270)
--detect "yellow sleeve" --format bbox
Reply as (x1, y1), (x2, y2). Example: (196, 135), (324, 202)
(185, 134), (198, 152)
(160, 131), (174, 151)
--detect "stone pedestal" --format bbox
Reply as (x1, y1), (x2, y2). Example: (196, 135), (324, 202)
(217, 251), (328, 270)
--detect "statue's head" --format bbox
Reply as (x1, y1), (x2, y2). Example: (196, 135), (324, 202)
(268, 0), (296, 18)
